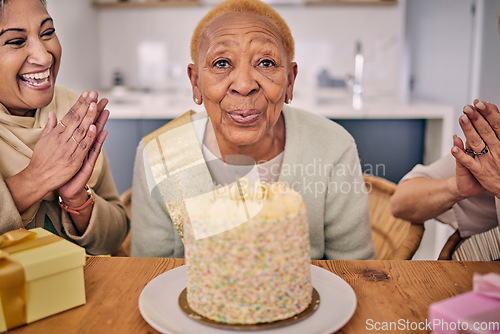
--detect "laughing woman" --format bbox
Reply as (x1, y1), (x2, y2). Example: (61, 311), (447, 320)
(0, 0), (128, 255)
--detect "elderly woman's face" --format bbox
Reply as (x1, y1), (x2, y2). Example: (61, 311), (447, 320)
(0, 0), (61, 116)
(189, 13), (296, 150)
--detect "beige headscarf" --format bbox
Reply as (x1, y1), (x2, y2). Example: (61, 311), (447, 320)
(0, 86), (103, 225)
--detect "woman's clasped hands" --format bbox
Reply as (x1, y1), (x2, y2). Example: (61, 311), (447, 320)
(451, 100), (500, 199)
(15, 90), (109, 222)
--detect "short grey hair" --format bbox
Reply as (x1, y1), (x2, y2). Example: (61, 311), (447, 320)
(0, 0), (47, 11)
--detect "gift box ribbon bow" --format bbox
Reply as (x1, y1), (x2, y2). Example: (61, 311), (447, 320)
(0, 229), (61, 330)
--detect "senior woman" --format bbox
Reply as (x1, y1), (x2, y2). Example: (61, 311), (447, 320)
(0, 0), (128, 254)
(131, 0), (375, 260)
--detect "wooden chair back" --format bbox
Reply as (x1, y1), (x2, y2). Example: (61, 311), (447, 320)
(438, 230), (462, 260)
(438, 227), (500, 261)
(364, 174), (425, 260)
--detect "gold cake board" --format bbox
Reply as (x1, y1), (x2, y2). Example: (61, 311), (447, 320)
(178, 287), (320, 331)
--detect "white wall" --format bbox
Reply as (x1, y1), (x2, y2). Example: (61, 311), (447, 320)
(478, 0), (500, 102)
(47, 0), (100, 93)
(406, 0), (476, 138)
(95, 4), (404, 101)
(406, 0), (500, 137)
(47, 0), (498, 113)
(47, 1), (405, 106)
(278, 5), (405, 101)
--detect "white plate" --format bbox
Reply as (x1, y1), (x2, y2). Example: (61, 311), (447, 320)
(139, 264), (357, 334)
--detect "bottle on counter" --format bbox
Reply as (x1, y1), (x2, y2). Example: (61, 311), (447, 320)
(110, 70), (128, 100)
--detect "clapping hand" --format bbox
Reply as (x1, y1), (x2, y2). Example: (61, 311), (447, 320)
(451, 100), (500, 198)
(29, 91), (109, 202)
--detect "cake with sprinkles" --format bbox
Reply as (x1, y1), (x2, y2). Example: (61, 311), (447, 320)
(183, 179), (312, 325)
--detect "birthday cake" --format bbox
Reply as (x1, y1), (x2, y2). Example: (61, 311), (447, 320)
(183, 180), (312, 325)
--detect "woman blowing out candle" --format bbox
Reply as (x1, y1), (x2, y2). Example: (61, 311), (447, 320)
(0, 0), (128, 255)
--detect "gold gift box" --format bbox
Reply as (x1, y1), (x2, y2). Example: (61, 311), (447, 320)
(0, 228), (86, 332)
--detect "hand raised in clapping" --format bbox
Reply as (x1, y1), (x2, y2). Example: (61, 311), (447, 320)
(451, 100), (500, 198)
(28, 91), (109, 200)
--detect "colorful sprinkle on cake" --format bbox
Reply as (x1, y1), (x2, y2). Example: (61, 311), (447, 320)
(184, 179), (312, 324)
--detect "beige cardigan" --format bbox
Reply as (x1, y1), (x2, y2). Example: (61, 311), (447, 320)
(0, 86), (128, 255)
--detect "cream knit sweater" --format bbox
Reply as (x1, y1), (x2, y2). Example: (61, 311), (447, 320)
(131, 106), (375, 260)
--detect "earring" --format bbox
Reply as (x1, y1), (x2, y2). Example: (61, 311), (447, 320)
(194, 98), (200, 104)
(286, 98), (291, 104)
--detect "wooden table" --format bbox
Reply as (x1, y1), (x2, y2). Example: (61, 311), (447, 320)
(9, 258), (500, 334)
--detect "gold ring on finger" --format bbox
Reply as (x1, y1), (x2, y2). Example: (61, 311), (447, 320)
(71, 135), (79, 144)
(59, 121), (67, 129)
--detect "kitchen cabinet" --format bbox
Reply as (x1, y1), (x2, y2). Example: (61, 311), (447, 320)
(104, 119), (170, 194)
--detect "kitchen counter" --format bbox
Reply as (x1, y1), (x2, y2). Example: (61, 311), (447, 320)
(105, 91), (454, 164)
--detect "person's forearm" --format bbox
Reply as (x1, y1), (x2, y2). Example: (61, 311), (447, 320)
(59, 187), (93, 235)
(6, 168), (92, 235)
(5, 167), (51, 214)
(390, 177), (461, 223)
